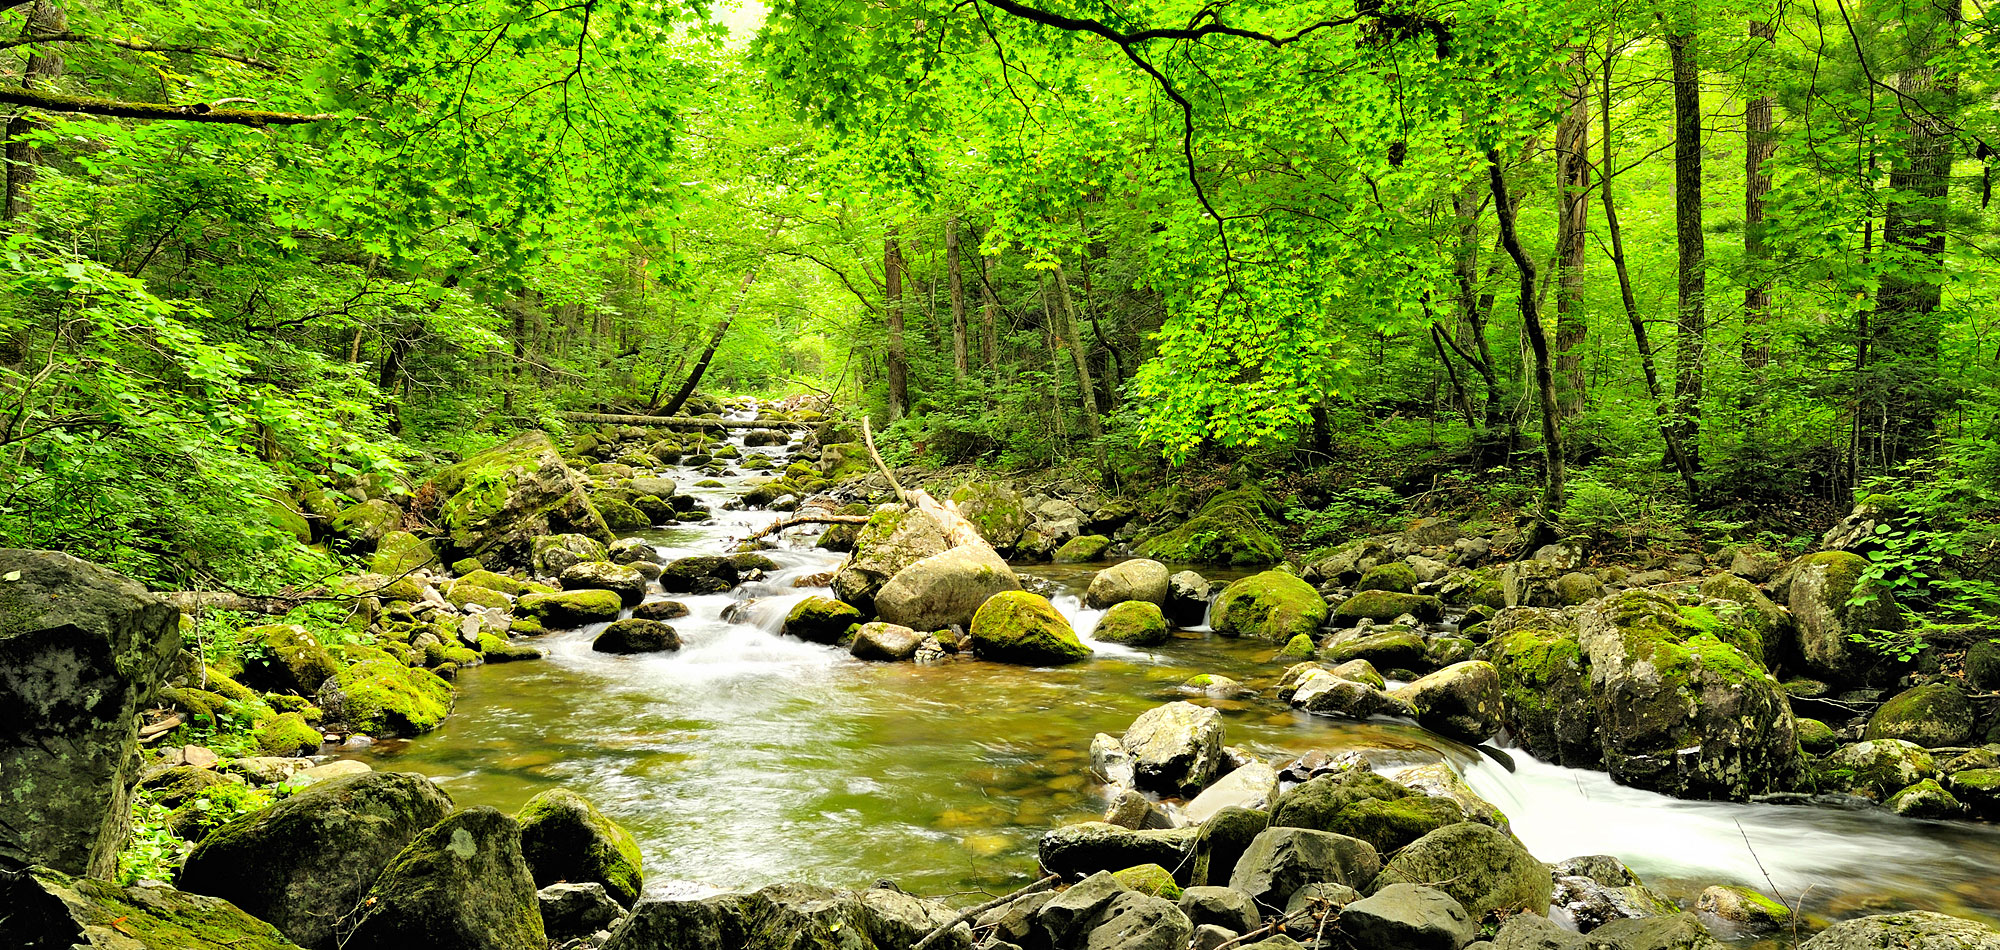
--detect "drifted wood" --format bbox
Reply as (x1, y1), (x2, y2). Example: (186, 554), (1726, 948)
(139, 714), (185, 742)
(165, 591), (302, 614)
(749, 513), (872, 539)
(559, 412), (812, 429)
(860, 417), (994, 555)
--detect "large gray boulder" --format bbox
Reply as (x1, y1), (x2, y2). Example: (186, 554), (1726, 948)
(604, 882), (969, 950)
(1785, 551), (1902, 683)
(1495, 913), (1586, 949)
(560, 561), (650, 607)
(873, 546), (1021, 631)
(1039, 823), (1202, 882)
(1123, 702), (1225, 796)
(1087, 559), (1173, 609)
(0, 865), (300, 949)
(832, 507), (952, 614)
(1227, 828), (1381, 910)
(341, 806), (545, 950)
(178, 770), (453, 949)
(1082, 892), (1192, 950)
(1338, 884), (1476, 950)
(851, 622), (927, 661)
(1587, 912), (1721, 949)
(1799, 911), (2000, 950)
(1372, 823), (1549, 918)
(517, 788), (646, 907)
(1391, 661), (1504, 744)
(541, 882), (626, 941)
(0, 550), (180, 877)
(1180, 885), (1259, 933)
(427, 431), (615, 570)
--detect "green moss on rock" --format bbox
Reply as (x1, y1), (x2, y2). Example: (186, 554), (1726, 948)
(517, 788), (646, 907)
(784, 596), (863, 645)
(1135, 488), (1285, 566)
(1094, 601), (1171, 646)
(515, 589), (622, 629)
(1357, 562), (1417, 594)
(254, 711), (322, 756)
(317, 658), (453, 737)
(1212, 571), (1329, 642)
(1865, 683), (1976, 748)
(970, 591), (1092, 665)
(1054, 534), (1114, 564)
(1330, 591), (1443, 623)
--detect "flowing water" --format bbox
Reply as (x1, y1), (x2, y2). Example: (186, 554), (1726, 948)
(357, 429), (2000, 931)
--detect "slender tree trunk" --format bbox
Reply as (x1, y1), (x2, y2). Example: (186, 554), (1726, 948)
(1052, 263), (1104, 444)
(885, 232), (909, 420)
(661, 267), (757, 416)
(1602, 44), (1700, 500)
(1488, 153), (1565, 512)
(1668, 29), (1705, 472)
(505, 306), (524, 413)
(1554, 49), (1591, 418)
(946, 218), (968, 380)
(4, 0), (65, 220)
(1450, 179), (1510, 465)
(1742, 17), (1777, 384)
(979, 236), (999, 369)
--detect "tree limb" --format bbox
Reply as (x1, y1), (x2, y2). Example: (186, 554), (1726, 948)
(0, 88), (337, 125)
(0, 31), (279, 70)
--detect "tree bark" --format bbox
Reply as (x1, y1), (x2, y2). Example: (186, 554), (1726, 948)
(1742, 17), (1777, 384)
(1052, 263), (1105, 444)
(1553, 48), (1591, 418)
(1450, 178), (1512, 465)
(1488, 153), (1565, 512)
(5, 0), (66, 220)
(1667, 28), (1705, 472)
(946, 217), (969, 380)
(979, 234), (999, 369)
(885, 232), (909, 420)
(661, 266), (757, 416)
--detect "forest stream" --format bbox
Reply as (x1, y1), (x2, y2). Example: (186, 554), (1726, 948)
(352, 425), (2000, 941)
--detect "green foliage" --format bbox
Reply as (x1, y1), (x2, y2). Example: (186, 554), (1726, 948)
(1287, 484), (1405, 548)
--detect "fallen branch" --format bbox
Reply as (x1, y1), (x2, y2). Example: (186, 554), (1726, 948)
(749, 513), (872, 540)
(860, 416), (909, 505)
(860, 416), (993, 553)
(0, 87), (337, 124)
(911, 874), (1059, 950)
(165, 591), (301, 614)
(138, 714), (185, 742)
(561, 411), (812, 429)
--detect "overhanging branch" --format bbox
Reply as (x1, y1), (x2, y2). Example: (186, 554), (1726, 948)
(0, 88), (337, 125)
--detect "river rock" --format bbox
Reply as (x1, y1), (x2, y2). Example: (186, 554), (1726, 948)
(1305, 539), (1391, 585)
(1887, 777), (1965, 817)
(1227, 827), (1381, 909)
(561, 561), (650, 607)
(1799, 910), (2000, 949)
(1818, 739), (1937, 799)
(832, 507), (952, 613)
(1, 865), (300, 949)
(1094, 732), (1136, 787)
(0, 550), (181, 877)
(1359, 562), (1419, 594)
(1495, 913), (1586, 950)
(1087, 558), (1173, 609)
(1786, 551), (1903, 683)
(341, 805), (544, 950)
(1039, 823), (1201, 883)
(1553, 865), (1676, 933)
(1188, 806), (1269, 888)
(428, 431), (614, 569)
(784, 596), (862, 644)
(518, 588), (624, 628)
(606, 883), (969, 950)
(1488, 608), (1598, 767)
(1391, 661), (1504, 743)
(970, 590), (1091, 665)
(873, 545), (1021, 631)
(1096, 600), (1171, 646)
(593, 618), (681, 654)
(1322, 627), (1428, 669)
(1334, 590), (1445, 624)
(659, 555), (737, 594)
(1183, 761), (1280, 825)
(1212, 571), (1329, 642)
(331, 498), (402, 551)
(1166, 571), (1213, 626)
(516, 788), (645, 907)
(233, 623), (340, 696)
(1291, 670), (1417, 720)
(1695, 884), (1792, 930)
(1393, 762), (1510, 830)
(1180, 885), (1259, 933)
(951, 481), (1031, 551)
(316, 654), (453, 736)
(541, 881), (626, 939)
(851, 622), (925, 661)
(1865, 683), (1976, 747)
(1038, 871), (1133, 947)
(1055, 534), (1114, 563)
(1577, 589), (1800, 799)
(532, 534), (611, 577)
(1339, 884), (1476, 950)
(179, 770), (452, 949)
(1271, 770), (1462, 854)
(1082, 892), (1192, 950)
(1588, 912), (1721, 950)
(1372, 822), (1550, 917)
(1122, 701), (1225, 796)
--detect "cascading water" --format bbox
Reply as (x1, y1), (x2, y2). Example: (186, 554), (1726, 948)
(357, 418), (2000, 930)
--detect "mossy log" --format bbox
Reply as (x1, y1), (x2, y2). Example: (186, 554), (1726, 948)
(558, 412), (812, 429)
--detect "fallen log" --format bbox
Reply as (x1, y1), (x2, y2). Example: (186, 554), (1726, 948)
(560, 412), (814, 429)
(749, 513), (873, 540)
(860, 417), (992, 554)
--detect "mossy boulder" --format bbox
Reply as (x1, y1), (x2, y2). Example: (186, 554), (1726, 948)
(592, 618), (682, 654)
(1488, 609), (1598, 767)
(235, 624), (340, 696)
(1272, 771), (1465, 855)
(369, 530), (436, 575)
(1135, 488), (1286, 566)
(1865, 683), (1976, 748)
(459, 569), (537, 596)
(1390, 661), (1504, 744)
(516, 589), (623, 628)
(1212, 571), (1329, 642)
(1800, 911), (2000, 950)
(950, 481), (1030, 550)
(559, 560), (649, 607)
(426, 431), (614, 571)
(1095, 600), (1171, 646)
(443, 580), (511, 610)
(970, 591), (1091, 665)
(330, 499), (402, 551)
(1113, 864), (1183, 900)
(531, 534), (611, 577)
(1371, 822), (1550, 917)
(477, 633), (542, 662)
(518, 788), (646, 907)
(1322, 628), (1428, 670)
(1696, 884), (1793, 930)
(784, 596), (862, 645)
(1577, 590), (1799, 799)
(831, 506), (952, 613)
(596, 497), (652, 531)
(178, 770), (453, 949)
(1786, 551), (1904, 683)
(1357, 562), (1417, 594)
(1054, 534), (1114, 563)
(316, 658), (453, 737)
(1086, 559), (1173, 609)
(1886, 778), (1965, 818)
(3, 866), (302, 950)
(254, 712), (322, 756)
(1276, 633), (1316, 661)
(874, 546), (1023, 632)
(1331, 590), (1444, 624)
(342, 806), (544, 950)
(1817, 739), (1936, 800)
(1797, 718), (1838, 753)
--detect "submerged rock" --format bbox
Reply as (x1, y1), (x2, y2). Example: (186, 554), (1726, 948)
(0, 549), (181, 877)
(970, 590), (1092, 665)
(873, 545), (1021, 632)
(1088, 558), (1174, 609)
(593, 618), (682, 654)
(518, 788), (646, 907)
(2, 865), (300, 950)
(1122, 701), (1225, 796)
(1211, 571), (1329, 642)
(178, 770), (452, 950)
(341, 806), (544, 950)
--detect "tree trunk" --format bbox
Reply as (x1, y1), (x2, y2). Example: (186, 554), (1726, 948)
(1488, 153), (1565, 512)
(946, 218), (968, 380)
(1668, 28), (1705, 472)
(1450, 179), (1511, 466)
(1052, 263), (1104, 444)
(885, 232), (909, 420)
(1554, 49), (1591, 418)
(979, 234), (999, 369)
(661, 267), (757, 416)
(4, 0), (65, 220)
(1742, 17), (1777, 384)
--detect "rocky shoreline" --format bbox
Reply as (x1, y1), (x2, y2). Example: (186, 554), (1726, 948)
(7, 407), (2000, 949)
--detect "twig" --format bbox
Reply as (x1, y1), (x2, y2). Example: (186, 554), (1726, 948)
(860, 417), (910, 506)
(912, 874), (1059, 950)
